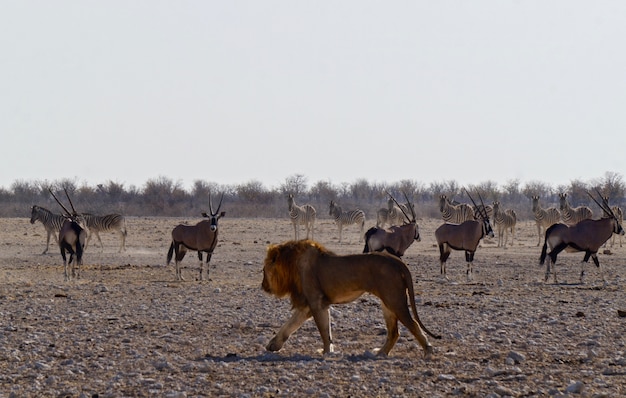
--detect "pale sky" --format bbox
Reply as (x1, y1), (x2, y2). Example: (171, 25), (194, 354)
(2, 1), (625, 191)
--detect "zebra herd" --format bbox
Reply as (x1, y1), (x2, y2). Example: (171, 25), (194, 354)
(30, 205), (127, 254)
(287, 193), (624, 250)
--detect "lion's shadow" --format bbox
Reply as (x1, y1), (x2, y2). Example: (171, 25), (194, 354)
(199, 352), (385, 363)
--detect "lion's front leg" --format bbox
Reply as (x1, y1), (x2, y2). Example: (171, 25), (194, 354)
(311, 307), (334, 354)
(266, 308), (312, 352)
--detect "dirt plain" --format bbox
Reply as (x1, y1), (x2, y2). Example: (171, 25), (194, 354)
(1, 214), (625, 397)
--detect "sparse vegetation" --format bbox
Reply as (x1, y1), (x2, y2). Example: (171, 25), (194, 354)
(3, 172), (624, 219)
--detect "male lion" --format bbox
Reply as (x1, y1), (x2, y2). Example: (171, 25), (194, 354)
(262, 240), (440, 358)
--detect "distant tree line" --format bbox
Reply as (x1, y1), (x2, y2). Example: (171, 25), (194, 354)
(3, 172), (625, 220)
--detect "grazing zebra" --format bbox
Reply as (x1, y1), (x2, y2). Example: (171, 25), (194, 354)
(30, 205), (66, 254)
(531, 195), (561, 246)
(558, 193), (592, 226)
(328, 200), (365, 243)
(82, 213), (127, 252)
(287, 194), (316, 240)
(438, 195), (475, 224)
(492, 201), (517, 247)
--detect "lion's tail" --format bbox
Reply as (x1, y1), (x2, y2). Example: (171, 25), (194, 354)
(404, 265), (441, 340)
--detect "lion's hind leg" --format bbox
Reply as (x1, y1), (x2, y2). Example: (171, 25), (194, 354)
(397, 306), (433, 359)
(376, 304), (400, 357)
(266, 308), (312, 352)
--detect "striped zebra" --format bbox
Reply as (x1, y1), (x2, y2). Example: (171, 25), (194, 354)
(30, 205), (66, 254)
(328, 200), (365, 243)
(287, 194), (316, 240)
(387, 199), (414, 226)
(531, 195), (561, 246)
(558, 193), (592, 226)
(492, 201), (517, 247)
(375, 207), (389, 228)
(82, 213), (127, 252)
(473, 204), (493, 221)
(438, 195), (475, 224)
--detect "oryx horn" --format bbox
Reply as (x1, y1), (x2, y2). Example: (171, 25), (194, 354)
(385, 189), (412, 223)
(402, 190), (417, 221)
(64, 188), (78, 215)
(464, 188), (484, 220)
(49, 188), (72, 217)
(588, 189), (617, 220)
(209, 192), (224, 216)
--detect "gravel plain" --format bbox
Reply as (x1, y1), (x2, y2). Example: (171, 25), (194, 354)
(1, 215), (625, 397)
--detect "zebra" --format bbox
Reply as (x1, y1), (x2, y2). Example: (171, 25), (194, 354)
(473, 204), (493, 221)
(287, 194), (316, 240)
(558, 193), (592, 226)
(387, 199), (414, 227)
(492, 201), (517, 247)
(82, 213), (127, 252)
(328, 200), (365, 243)
(531, 195), (561, 246)
(30, 205), (66, 254)
(438, 195), (475, 224)
(375, 207), (389, 228)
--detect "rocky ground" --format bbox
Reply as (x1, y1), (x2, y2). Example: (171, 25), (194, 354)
(1, 215), (625, 397)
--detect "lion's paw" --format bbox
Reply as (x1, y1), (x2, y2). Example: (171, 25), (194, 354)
(266, 338), (283, 352)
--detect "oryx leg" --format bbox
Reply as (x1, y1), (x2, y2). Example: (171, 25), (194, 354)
(61, 247), (69, 281)
(590, 253), (606, 283)
(197, 251), (203, 281)
(465, 251), (474, 282)
(174, 245), (187, 281)
(266, 308), (312, 352)
(438, 244), (451, 280)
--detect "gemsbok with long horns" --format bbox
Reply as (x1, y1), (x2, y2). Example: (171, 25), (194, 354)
(435, 190), (494, 282)
(540, 191), (624, 284)
(558, 192), (592, 226)
(167, 193), (225, 281)
(363, 192), (420, 257)
(531, 195), (561, 246)
(49, 188), (88, 281)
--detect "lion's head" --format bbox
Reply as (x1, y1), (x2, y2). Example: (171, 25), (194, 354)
(262, 240), (334, 308)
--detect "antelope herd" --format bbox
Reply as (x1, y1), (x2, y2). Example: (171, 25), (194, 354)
(28, 189), (624, 284)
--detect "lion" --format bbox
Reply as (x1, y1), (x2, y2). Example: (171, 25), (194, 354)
(262, 239), (440, 358)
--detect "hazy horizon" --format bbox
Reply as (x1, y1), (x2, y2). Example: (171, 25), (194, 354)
(3, 2), (625, 191)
